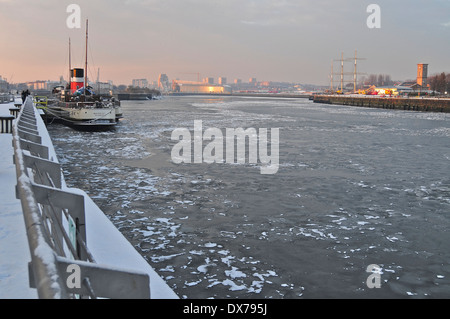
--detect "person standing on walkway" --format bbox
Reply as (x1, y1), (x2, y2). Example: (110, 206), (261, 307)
(21, 89), (30, 104)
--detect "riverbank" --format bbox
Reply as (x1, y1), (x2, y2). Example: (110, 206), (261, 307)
(313, 95), (450, 113)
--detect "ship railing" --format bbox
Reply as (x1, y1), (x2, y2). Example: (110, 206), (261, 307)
(33, 96), (48, 112)
(12, 97), (150, 299)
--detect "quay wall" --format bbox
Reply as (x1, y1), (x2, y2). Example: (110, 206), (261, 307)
(167, 92), (310, 98)
(313, 95), (450, 113)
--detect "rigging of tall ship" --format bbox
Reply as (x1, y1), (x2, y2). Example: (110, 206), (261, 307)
(45, 19), (122, 130)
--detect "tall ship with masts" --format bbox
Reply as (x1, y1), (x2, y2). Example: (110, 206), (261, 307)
(46, 19), (122, 130)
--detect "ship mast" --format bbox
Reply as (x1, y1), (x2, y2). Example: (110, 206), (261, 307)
(68, 37), (71, 89)
(84, 19), (88, 96)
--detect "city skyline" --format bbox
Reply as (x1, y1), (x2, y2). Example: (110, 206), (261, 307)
(1, 0), (449, 85)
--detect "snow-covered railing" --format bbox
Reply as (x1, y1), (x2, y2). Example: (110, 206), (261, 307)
(12, 97), (151, 299)
(0, 115), (15, 133)
(0, 94), (14, 104)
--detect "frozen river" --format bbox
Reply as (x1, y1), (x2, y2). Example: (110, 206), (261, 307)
(48, 96), (450, 298)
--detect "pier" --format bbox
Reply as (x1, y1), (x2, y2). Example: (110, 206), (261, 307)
(313, 95), (450, 113)
(0, 97), (178, 299)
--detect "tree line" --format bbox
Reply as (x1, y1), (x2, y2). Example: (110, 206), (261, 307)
(359, 72), (450, 95)
(429, 72), (450, 94)
(359, 74), (394, 87)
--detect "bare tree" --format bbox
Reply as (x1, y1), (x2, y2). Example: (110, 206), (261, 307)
(437, 72), (446, 94)
(446, 73), (450, 93)
(384, 74), (393, 86)
(368, 74), (378, 86)
(430, 75), (438, 93)
(377, 74), (384, 86)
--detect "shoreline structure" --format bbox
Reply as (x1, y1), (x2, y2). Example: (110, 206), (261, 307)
(167, 92), (450, 113)
(313, 95), (450, 113)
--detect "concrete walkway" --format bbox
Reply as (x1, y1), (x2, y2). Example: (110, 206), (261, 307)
(0, 98), (37, 298)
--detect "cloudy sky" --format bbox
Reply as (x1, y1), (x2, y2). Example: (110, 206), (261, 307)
(0, 0), (449, 86)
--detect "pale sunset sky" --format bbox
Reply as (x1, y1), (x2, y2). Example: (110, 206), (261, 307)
(0, 0), (449, 85)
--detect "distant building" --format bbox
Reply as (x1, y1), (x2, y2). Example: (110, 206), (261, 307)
(132, 79), (148, 88)
(398, 81), (423, 91)
(25, 79), (67, 93)
(234, 79), (242, 84)
(218, 77), (227, 85)
(27, 80), (47, 90)
(249, 78), (257, 84)
(0, 76), (8, 92)
(94, 81), (113, 95)
(158, 74), (170, 91)
(172, 80), (231, 94)
(417, 63), (428, 88)
(203, 77), (214, 84)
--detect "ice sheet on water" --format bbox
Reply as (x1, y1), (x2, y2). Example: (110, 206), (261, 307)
(225, 267), (247, 279)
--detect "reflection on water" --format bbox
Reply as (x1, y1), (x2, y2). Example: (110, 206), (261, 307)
(49, 96), (450, 298)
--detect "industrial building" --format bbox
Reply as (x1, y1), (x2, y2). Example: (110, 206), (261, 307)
(172, 80), (232, 94)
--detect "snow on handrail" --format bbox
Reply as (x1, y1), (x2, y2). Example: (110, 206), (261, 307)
(12, 97), (150, 299)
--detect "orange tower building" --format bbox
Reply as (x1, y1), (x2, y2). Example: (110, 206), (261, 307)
(417, 63), (428, 88)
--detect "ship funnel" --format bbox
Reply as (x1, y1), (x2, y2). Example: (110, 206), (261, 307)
(70, 68), (84, 93)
